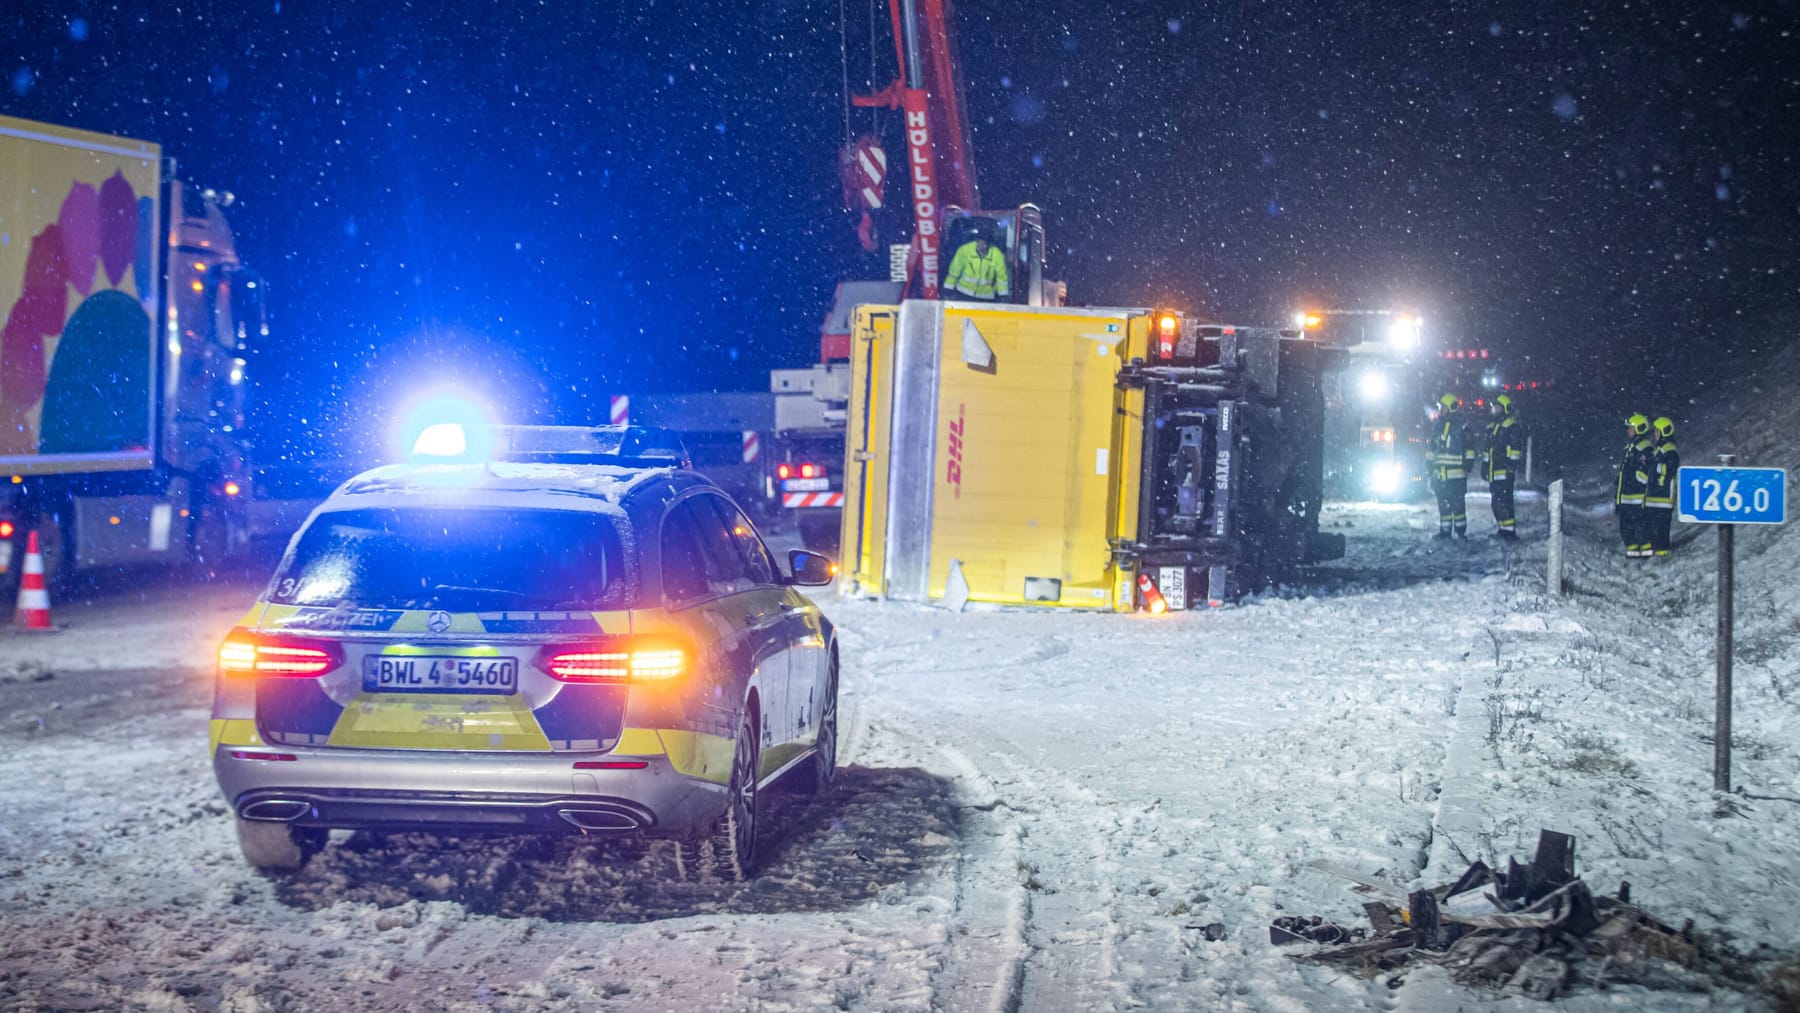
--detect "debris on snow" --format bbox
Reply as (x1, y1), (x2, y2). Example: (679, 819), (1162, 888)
(1284, 830), (1773, 1001)
(0, 659), (53, 684)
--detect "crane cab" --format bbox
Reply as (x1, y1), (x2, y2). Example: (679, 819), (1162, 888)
(940, 205), (1059, 307)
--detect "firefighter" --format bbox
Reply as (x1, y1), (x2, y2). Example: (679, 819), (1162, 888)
(1427, 393), (1474, 539)
(1615, 413), (1653, 557)
(943, 231), (1010, 302)
(1484, 394), (1524, 539)
(1645, 415), (1679, 556)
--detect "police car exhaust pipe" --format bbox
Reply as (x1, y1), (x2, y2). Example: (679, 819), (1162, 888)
(240, 799), (312, 822)
(557, 808), (642, 831)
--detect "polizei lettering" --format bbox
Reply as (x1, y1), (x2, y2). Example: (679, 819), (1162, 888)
(902, 100), (940, 296)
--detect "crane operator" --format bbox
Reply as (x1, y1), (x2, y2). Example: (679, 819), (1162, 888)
(943, 230), (1010, 302)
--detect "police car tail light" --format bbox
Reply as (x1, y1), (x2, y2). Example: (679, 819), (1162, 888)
(539, 637), (689, 683)
(219, 634), (342, 677)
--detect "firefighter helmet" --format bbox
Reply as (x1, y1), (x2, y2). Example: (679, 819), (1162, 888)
(1493, 394), (1513, 415)
(1438, 393), (1459, 411)
(1626, 413), (1650, 436)
(1653, 416), (1675, 439)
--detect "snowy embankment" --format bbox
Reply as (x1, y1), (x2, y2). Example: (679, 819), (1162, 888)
(0, 463), (1795, 1009)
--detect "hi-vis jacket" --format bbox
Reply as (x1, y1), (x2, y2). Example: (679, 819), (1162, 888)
(943, 242), (1010, 300)
(1485, 416), (1524, 482)
(1646, 438), (1680, 507)
(1615, 437), (1653, 505)
(1429, 417), (1475, 484)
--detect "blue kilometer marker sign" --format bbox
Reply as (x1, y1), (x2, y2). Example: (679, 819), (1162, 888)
(1677, 466), (1787, 525)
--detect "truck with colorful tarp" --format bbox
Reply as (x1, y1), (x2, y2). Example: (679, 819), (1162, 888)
(0, 114), (266, 591)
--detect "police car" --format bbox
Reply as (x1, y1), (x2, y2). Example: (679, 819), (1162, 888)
(210, 425), (839, 881)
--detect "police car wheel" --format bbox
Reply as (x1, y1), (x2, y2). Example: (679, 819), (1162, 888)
(706, 711), (762, 881)
(671, 835), (707, 882)
(234, 816), (324, 873)
(794, 658), (838, 797)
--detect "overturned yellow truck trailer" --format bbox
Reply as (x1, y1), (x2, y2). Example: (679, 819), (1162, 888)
(838, 300), (1347, 611)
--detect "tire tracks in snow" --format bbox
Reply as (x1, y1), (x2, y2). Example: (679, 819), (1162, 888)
(872, 715), (1138, 1011)
(837, 665), (1032, 1012)
(928, 741), (1033, 1013)
(980, 748), (1137, 1011)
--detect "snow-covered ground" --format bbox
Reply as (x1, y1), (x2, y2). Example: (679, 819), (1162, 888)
(0, 479), (1795, 1010)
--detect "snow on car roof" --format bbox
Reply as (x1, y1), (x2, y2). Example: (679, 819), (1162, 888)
(316, 460), (680, 515)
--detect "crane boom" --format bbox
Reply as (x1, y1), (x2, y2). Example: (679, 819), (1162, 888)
(854, 0), (992, 300)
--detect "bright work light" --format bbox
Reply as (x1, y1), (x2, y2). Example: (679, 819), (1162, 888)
(1387, 314), (1422, 351)
(1359, 370), (1390, 404)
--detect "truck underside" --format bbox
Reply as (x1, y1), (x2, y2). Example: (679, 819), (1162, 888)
(1121, 325), (1346, 607)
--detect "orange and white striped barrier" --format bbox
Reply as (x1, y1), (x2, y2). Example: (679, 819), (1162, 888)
(15, 530), (52, 630)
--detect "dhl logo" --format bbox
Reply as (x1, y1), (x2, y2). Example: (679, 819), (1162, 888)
(945, 403), (965, 499)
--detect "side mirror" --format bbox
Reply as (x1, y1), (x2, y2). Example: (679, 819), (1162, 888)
(786, 549), (836, 587)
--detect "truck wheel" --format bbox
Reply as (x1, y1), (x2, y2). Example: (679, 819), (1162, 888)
(30, 512), (72, 600)
(190, 507), (231, 570)
(234, 816), (325, 873)
(798, 514), (840, 554)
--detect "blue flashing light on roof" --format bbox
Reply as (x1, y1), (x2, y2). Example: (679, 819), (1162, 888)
(406, 422), (694, 470)
(395, 390), (497, 463)
(412, 423), (469, 459)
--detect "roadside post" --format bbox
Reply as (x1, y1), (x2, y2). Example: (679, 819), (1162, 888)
(1546, 479), (1564, 595)
(1676, 456), (1788, 792)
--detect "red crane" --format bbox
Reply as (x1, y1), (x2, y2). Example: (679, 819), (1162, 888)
(847, 0), (1050, 305)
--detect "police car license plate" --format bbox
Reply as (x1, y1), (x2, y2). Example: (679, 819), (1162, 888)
(782, 477), (830, 492)
(364, 656), (519, 694)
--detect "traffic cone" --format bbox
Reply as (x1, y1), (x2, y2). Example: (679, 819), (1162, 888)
(15, 530), (52, 630)
(1136, 572), (1169, 615)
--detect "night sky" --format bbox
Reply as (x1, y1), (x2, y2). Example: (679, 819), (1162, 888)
(3, 0), (1797, 462)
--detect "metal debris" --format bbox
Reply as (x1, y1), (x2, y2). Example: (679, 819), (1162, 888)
(1281, 829), (1760, 1000)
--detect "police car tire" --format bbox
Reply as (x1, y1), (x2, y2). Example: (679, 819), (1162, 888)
(234, 817), (323, 873)
(706, 711), (762, 882)
(794, 658), (838, 797)
(671, 835), (707, 882)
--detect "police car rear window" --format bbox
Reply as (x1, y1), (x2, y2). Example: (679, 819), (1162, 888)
(267, 507), (627, 612)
